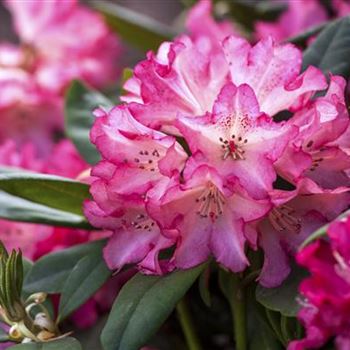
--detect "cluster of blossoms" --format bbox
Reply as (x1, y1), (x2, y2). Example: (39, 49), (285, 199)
(289, 216), (350, 350)
(0, 0), (120, 151)
(85, 0), (350, 288)
(255, 0), (350, 42)
(0, 0), (121, 329)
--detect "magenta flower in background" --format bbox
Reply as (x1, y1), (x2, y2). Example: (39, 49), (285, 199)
(0, 0), (120, 150)
(5, 0), (121, 92)
(288, 215), (350, 350)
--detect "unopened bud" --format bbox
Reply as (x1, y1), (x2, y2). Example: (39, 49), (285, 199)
(9, 324), (22, 340)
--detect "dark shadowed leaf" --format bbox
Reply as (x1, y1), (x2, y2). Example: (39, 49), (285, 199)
(24, 240), (106, 294)
(226, 1), (285, 31)
(93, 1), (177, 51)
(58, 252), (111, 322)
(101, 264), (206, 350)
(256, 265), (308, 317)
(303, 17), (350, 78)
(65, 80), (113, 165)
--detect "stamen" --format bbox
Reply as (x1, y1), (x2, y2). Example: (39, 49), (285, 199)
(196, 185), (225, 222)
(268, 205), (301, 233)
(219, 136), (246, 161)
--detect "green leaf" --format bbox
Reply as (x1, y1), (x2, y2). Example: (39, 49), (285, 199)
(58, 252), (111, 322)
(0, 191), (91, 229)
(0, 173), (89, 216)
(64, 80), (113, 165)
(93, 1), (177, 51)
(24, 240), (106, 294)
(287, 21), (328, 46)
(303, 17), (350, 78)
(9, 337), (82, 350)
(198, 266), (211, 307)
(226, 1), (285, 31)
(101, 264), (206, 350)
(256, 265), (308, 317)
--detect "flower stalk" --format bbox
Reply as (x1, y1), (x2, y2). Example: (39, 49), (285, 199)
(230, 274), (247, 350)
(176, 297), (202, 350)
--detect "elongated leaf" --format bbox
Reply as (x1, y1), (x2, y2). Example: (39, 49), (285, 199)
(303, 17), (350, 78)
(10, 337), (82, 350)
(24, 240), (106, 294)
(256, 265), (308, 317)
(65, 81), (113, 165)
(287, 21), (328, 45)
(58, 253), (111, 322)
(0, 173), (89, 216)
(0, 192), (91, 229)
(94, 1), (176, 51)
(101, 264), (206, 350)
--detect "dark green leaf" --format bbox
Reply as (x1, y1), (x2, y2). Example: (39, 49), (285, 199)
(64, 81), (113, 165)
(198, 266), (211, 307)
(287, 21), (329, 46)
(24, 240), (106, 294)
(256, 265), (308, 317)
(101, 264), (206, 350)
(9, 337), (82, 350)
(226, 1), (285, 31)
(303, 17), (350, 78)
(0, 173), (89, 216)
(58, 252), (111, 322)
(93, 1), (177, 51)
(0, 192), (91, 229)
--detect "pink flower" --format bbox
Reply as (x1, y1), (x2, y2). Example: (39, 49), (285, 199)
(255, 0), (327, 42)
(122, 35), (229, 133)
(88, 31), (349, 284)
(84, 105), (272, 273)
(176, 82), (297, 199)
(85, 106), (187, 273)
(223, 36), (327, 116)
(333, 0), (350, 16)
(0, 45), (61, 151)
(186, 0), (237, 52)
(0, 0), (120, 149)
(5, 0), (121, 92)
(150, 165), (271, 272)
(288, 216), (350, 350)
(258, 180), (350, 287)
(276, 75), (350, 190)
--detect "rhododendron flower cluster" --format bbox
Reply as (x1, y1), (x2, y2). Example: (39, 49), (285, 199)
(85, 25), (350, 287)
(288, 216), (350, 350)
(0, 0), (120, 149)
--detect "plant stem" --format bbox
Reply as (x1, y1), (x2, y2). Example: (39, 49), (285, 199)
(176, 297), (202, 350)
(230, 275), (247, 350)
